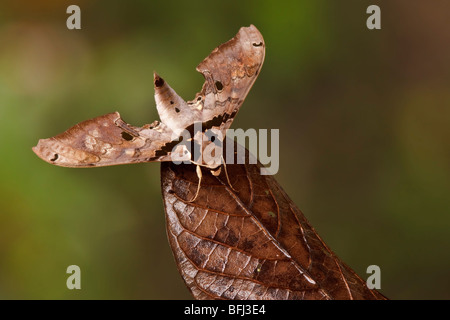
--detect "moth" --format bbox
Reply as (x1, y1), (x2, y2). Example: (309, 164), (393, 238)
(33, 25), (265, 199)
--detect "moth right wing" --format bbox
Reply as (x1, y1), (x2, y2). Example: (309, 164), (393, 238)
(153, 25), (265, 138)
(32, 112), (187, 168)
(193, 25), (265, 134)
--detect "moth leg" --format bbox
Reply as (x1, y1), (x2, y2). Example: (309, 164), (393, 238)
(187, 165), (202, 203)
(210, 165), (237, 192)
(220, 156), (238, 193)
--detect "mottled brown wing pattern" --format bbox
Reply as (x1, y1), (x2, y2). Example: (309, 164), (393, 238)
(193, 25), (265, 135)
(33, 25), (265, 169)
(32, 112), (175, 167)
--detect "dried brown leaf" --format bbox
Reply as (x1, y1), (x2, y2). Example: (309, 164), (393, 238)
(161, 142), (387, 300)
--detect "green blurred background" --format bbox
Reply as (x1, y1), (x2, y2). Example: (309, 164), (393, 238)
(0, 0), (449, 299)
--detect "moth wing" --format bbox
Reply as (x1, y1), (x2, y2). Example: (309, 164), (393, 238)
(33, 25), (266, 169)
(32, 112), (187, 168)
(192, 24), (266, 135)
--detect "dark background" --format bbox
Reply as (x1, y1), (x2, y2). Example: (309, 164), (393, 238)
(0, 0), (449, 299)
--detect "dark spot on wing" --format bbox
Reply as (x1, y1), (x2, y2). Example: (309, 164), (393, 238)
(121, 132), (134, 141)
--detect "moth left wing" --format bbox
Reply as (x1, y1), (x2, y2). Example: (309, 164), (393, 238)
(32, 112), (183, 167)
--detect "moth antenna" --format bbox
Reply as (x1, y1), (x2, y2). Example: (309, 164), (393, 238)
(153, 72), (200, 135)
(187, 165), (203, 203)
